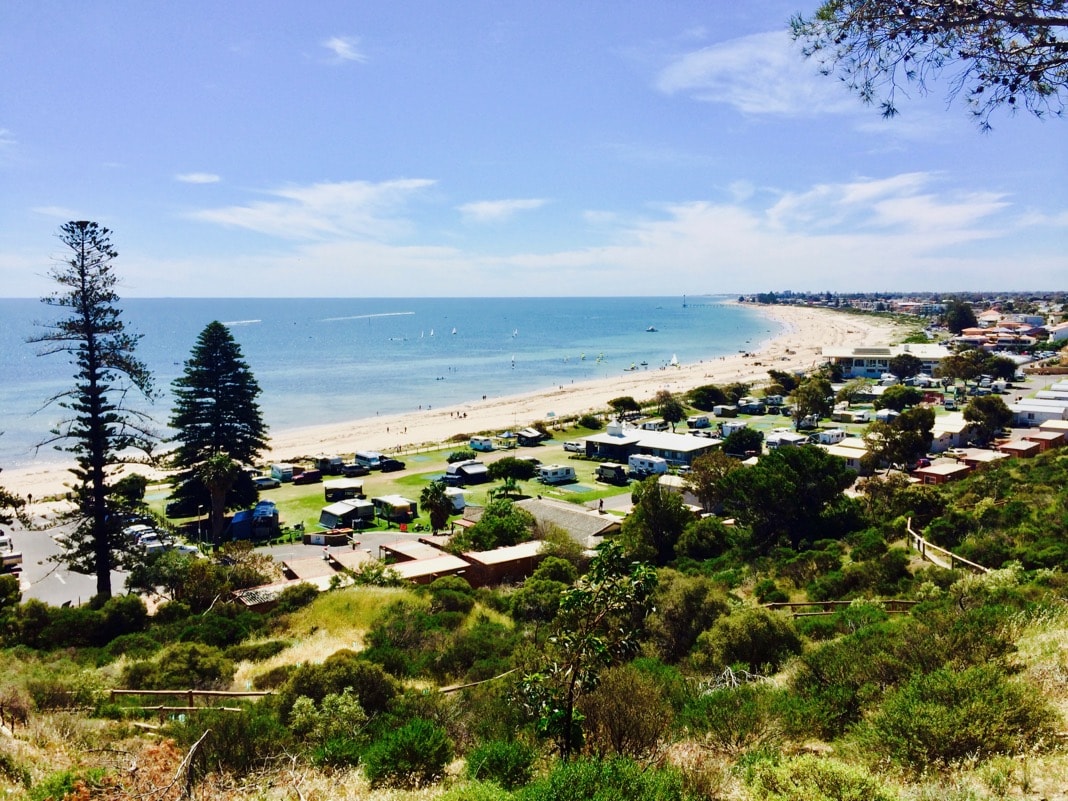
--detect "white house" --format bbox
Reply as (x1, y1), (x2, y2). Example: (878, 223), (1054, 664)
(821, 343), (952, 380)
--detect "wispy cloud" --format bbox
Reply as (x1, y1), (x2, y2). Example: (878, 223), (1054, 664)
(655, 30), (856, 116)
(190, 178), (435, 240)
(175, 172), (221, 184)
(322, 35), (367, 64)
(458, 198), (547, 223)
(0, 128), (15, 148)
(31, 205), (81, 219)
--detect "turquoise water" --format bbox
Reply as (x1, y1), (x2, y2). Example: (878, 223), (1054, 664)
(0, 296), (777, 468)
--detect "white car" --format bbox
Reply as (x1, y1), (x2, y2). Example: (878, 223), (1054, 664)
(563, 441), (584, 453)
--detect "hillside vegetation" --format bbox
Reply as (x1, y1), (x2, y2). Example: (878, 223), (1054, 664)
(1, 451), (1068, 800)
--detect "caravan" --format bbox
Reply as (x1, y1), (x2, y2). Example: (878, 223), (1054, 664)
(470, 436), (495, 452)
(595, 462), (628, 485)
(627, 454), (668, 478)
(537, 464), (577, 485)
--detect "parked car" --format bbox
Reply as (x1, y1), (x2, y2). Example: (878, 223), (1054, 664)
(342, 463), (371, 477)
(908, 458), (931, 472)
(562, 441), (584, 453)
(253, 476), (281, 490)
(164, 497), (199, 518)
(379, 458), (406, 472)
(292, 469), (323, 485)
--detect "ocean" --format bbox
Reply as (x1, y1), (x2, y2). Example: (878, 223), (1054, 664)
(0, 296), (777, 470)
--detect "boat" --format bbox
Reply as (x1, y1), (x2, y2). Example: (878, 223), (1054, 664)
(512, 328), (518, 337)
(452, 327), (457, 335)
(646, 326), (657, 332)
(639, 361), (648, 367)
(669, 354), (679, 367)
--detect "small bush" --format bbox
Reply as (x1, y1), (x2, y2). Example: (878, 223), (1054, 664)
(169, 703), (292, 776)
(465, 739), (536, 789)
(121, 642), (235, 690)
(439, 781), (515, 801)
(745, 754), (897, 801)
(858, 665), (1057, 771)
(579, 664), (673, 759)
(273, 582), (320, 614)
(277, 649), (398, 719)
(28, 768), (108, 801)
(225, 639), (289, 663)
(680, 683), (783, 755)
(693, 607), (801, 674)
(577, 413), (602, 430)
(362, 717), (454, 788)
(517, 757), (688, 801)
(448, 449), (476, 463)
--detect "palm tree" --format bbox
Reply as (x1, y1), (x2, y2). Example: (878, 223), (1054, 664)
(420, 481), (452, 533)
(199, 454), (239, 546)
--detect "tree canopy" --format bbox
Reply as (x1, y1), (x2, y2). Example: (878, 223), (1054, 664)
(28, 222), (156, 598)
(792, 0), (1068, 127)
(169, 321), (268, 524)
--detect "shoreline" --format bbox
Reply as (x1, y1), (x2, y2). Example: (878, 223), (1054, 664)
(2, 305), (904, 501)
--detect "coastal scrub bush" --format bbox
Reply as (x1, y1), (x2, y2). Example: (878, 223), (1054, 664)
(121, 642), (236, 690)
(224, 639), (289, 663)
(272, 582), (320, 614)
(643, 570), (729, 664)
(169, 703), (292, 777)
(465, 739), (536, 789)
(578, 663), (673, 759)
(693, 607), (801, 674)
(680, 682), (783, 755)
(290, 688), (368, 765)
(745, 754), (898, 801)
(577, 413), (602, 430)
(361, 717), (454, 788)
(448, 449), (476, 463)
(517, 757), (688, 801)
(858, 665), (1057, 771)
(427, 575), (476, 613)
(275, 649), (398, 720)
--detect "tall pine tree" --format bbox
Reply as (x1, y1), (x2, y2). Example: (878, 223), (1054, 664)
(28, 221), (156, 599)
(169, 321), (267, 540)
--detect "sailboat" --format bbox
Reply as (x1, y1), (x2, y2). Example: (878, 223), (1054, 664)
(512, 328), (519, 338)
(511, 354), (516, 369)
(429, 328), (434, 337)
(451, 327), (457, 335)
(669, 353), (679, 368)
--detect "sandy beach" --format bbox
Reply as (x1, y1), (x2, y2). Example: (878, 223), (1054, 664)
(3, 304), (903, 502)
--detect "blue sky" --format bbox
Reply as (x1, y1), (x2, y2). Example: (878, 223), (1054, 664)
(1, 1), (1064, 297)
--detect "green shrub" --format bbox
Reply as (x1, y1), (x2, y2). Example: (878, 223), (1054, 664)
(577, 413), (602, 430)
(693, 607), (801, 674)
(104, 632), (162, 661)
(362, 717), (454, 788)
(121, 641), (235, 690)
(680, 683), (783, 755)
(168, 703), (292, 776)
(276, 649), (398, 720)
(448, 449), (476, 463)
(438, 780), (515, 801)
(858, 665), (1057, 771)
(225, 639), (289, 663)
(252, 663), (295, 690)
(745, 754), (898, 801)
(428, 576), (476, 614)
(28, 768), (108, 801)
(273, 582), (320, 614)
(0, 751), (31, 789)
(753, 578), (788, 604)
(578, 664), (673, 759)
(178, 609), (259, 647)
(465, 739), (536, 789)
(517, 757), (688, 801)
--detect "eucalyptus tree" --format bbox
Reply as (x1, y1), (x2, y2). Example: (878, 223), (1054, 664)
(28, 221), (156, 599)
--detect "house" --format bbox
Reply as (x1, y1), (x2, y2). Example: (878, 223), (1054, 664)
(1011, 402), (1068, 427)
(390, 555), (470, 585)
(931, 413), (972, 452)
(515, 497), (622, 550)
(998, 439), (1043, 459)
(958, 449), (1009, 470)
(1039, 420), (1068, 435)
(822, 437), (870, 475)
(912, 462), (973, 485)
(1023, 430), (1064, 451)
(821, 344), (952, 379)
(583, 422), (719, 466)
(462, 540), (545, 587)
(1046, 321), (1068, 343)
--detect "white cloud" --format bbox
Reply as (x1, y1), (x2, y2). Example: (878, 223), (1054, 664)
(190, 178), (435, 240)
(322, 36), (367, 64)
(458, 198), (547, 223)
(175, 172), (221, 184)
(31, 205), (80, 219)
(0, 128), (15, 148)
(655, 30), (857, 116)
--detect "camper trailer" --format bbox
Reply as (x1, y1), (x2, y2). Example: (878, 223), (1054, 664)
(470, 435), (495, 452)
(318, 498), (374, 530)
(686, 415), (711, 430)
(595, 462), (628, 485)
(713, 404), (738, 418)
(627, 454), (668, 478)
(270, 463), (295, 482)
(816, 428), (847, 445)
(537, 464), (577, 485)
(315, 455), (345, 474)
(324, 479), (365, 502)
(640, 419), (670, 432)
(372, 495), (417, 524)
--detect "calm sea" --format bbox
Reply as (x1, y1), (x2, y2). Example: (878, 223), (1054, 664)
(0, 296), (777, 469)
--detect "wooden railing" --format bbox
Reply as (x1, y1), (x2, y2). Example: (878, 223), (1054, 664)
(764, 600), (917, 617)
(906, 518), (990, 574)
(109, 689), (272, 720)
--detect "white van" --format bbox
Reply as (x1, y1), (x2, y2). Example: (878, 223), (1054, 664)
(470, 436), (495, 452)
(538, 464), (577, 485)
(354, 451), (383, 470)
